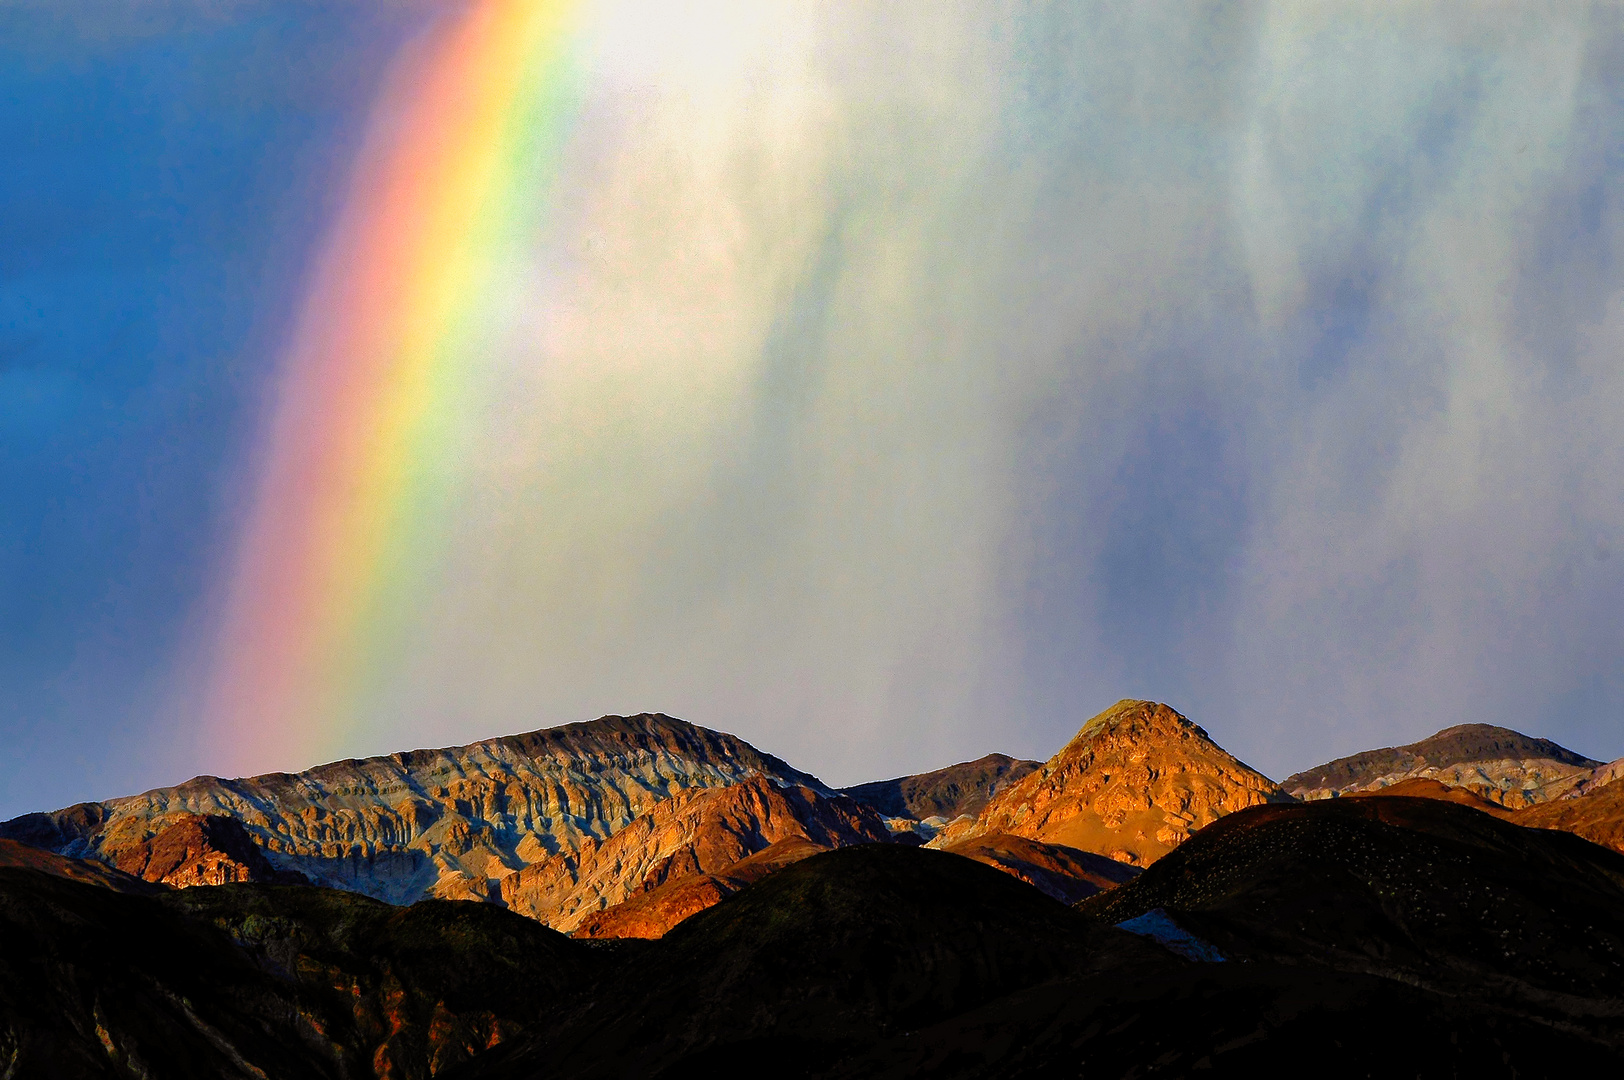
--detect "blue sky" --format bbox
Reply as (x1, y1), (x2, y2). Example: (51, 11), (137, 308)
(0, 1), (425, 812)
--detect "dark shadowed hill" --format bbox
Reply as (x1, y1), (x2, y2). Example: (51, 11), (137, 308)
(838, 753), (1040, 820)
(446, 845), (1174, 1079)
(448, 825), (1624, 1079)
(1284, 723), (1600, 806)
(1076, 796), (1624, 1041)
(0, 869), (595, 1078)
(9, 787), (1624, 1077)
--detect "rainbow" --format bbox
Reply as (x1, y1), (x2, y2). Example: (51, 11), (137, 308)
(203, 0), (583, 771)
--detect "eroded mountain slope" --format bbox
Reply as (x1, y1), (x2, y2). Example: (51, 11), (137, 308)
(1513, 774), (1624, 854)
(930, 700), (1291, 866)
(501, 774), (890, 932)
(0, 714), (817, 904)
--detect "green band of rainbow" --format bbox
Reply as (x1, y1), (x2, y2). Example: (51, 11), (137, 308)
(206, 0), (581, 767)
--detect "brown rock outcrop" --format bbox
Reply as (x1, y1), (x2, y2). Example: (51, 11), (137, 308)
(102, 813), (308, 887)
(930, 700), (1292, 867)
(571, 836), (830, 939)
(0, 713), (818, 904)
(1342, 777), (1515, 817)
(1571, 756), (1624, 799)
(1512, 775), (1624, 854)
(939, 832), (1140, 904)
(1283, 724), (1599, 808)
(0, 838), (164, 895)
(501, 775), (890, 932)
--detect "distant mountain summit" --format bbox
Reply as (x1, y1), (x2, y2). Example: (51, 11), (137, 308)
(931, 700), (1291, 866)
(0, 713), (819, 905)
(1283, 723), (1600, 807)
(839, 754), (1041, 822)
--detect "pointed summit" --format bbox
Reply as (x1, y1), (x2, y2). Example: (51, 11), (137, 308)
(931, 700), (1291, 866)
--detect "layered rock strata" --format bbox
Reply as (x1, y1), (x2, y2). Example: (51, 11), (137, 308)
(1512, 774), (1624, 854)
(0, 714), (818, 904)
(1283, 724), (1599, 808)
(501, 774), (890, 932)
(103, 812), (310, 887)
(930, 700), (1292, 867)
(1570, 756), (1624, 798)
(570, 835), (829, 939)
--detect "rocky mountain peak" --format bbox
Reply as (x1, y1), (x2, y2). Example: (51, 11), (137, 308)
(930, 700), (1291, 866)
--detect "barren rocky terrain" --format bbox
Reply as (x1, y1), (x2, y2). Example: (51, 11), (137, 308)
(498, 774), (890, 932)
(2, 701), (1621, 1077)
(930, 699), (1293, 865)
(0, 714), (817, 905)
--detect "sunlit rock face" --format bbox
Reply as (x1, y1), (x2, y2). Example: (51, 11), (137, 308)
(568, 835), (831, 940)
(930, 700), (1292, 867)
(936, 832), (1140, 904)
(1571, 757), (1624, 799)
(103, 813), (308, 887)
(0, 714), (819, 903)
(1283, 724), (1601, 808)
(501, 774), (892, 933)
(0, 837), (162, 895)
(1513, 767), (1624, 855)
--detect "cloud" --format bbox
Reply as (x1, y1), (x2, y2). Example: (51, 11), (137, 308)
(11, 0), (1617, 814)
(239, 0), (1620, 786)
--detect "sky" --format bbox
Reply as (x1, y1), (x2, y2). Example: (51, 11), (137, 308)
(2, 0), (1621, 819)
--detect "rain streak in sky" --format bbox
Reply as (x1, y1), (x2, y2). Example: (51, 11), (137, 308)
(1, 1), (1621, 817)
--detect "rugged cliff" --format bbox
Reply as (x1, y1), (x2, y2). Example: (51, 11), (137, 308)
(569, 835), (829, 939)
(501, 774), (891, 932)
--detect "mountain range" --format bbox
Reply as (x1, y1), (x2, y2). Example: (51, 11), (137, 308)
(2, 700), (1622, 1076)
(0, 714), (818, 905)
